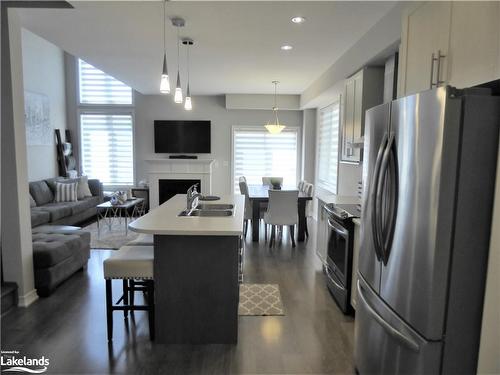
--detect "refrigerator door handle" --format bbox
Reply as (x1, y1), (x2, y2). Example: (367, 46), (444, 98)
(382, 139), (398, 264)
(370, 133), (388, 261)
(376, 132), (396, 264)
(357, 280), (420, 353)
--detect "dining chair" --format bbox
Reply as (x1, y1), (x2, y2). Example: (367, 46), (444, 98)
(303, 182), (314, 238)
(262, 177), (284, 186)
(239, 176), (267, 239)
(264, 190), (299, 247)
(298, 180), (306, 191)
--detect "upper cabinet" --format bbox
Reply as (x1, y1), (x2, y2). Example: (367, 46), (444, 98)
(398, 1), (500, 97)
(341, 67), (384, 164)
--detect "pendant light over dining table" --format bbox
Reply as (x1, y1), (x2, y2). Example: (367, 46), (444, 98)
(159, 0), (170, 94)
(265, 81), (286, 134)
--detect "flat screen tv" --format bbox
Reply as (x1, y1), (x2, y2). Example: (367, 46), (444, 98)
(154, 120), (211, 153)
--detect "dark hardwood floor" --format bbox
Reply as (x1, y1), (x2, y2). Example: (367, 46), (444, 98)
(1, 222), (355, 374)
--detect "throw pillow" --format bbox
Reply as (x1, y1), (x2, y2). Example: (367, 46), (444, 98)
(54, 182), (78, 202)
(29, 194), (37, 207)
(78, 176), (93, 199)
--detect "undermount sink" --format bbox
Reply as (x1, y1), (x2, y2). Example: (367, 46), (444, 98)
(195, 203), (234, 210)
(178, 209), (233, 217)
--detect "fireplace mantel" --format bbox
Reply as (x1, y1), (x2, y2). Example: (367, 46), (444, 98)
(145, 158), (215, 208)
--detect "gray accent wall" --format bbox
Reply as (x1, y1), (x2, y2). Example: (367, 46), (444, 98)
(134, 93), (303, 195)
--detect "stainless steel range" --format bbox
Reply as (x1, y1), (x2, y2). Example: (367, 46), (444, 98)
(322, 203), (360, 314)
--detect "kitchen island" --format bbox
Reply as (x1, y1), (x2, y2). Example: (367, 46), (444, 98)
(129, 194), (245, 344)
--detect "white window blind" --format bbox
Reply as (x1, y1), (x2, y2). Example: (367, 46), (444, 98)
(317, 102), (340, 193)
(79, 59), (132, 105)
(233, 127), (298, 192)
(80, 114), (134, 186)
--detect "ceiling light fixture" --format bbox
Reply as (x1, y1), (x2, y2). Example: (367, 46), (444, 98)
(171, 17), (185, 104)
(159, 0), (170, 94)
(281, 45), (293, 51)
(291, 16), (306, 24)
(182, 38), (194, 111)
(265, 81), (286, 134)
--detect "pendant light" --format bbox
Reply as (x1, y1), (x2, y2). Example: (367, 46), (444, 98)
(265, 81), (286, 134)
(171, 17), (185, 104)
(182, 38), (194, 111)
(159, 0), (170, 94)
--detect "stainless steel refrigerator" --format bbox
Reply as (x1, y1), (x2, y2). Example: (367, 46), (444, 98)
(354, 84), (500, 374)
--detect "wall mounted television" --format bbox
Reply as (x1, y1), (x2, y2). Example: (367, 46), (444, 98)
(154, 120), (211, 153)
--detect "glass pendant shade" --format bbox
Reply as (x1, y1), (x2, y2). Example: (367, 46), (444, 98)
(174, 71), (183, 103)
(184, 84), (192, 110)
(160, 54), (170, 94)
(184, 96), (192, 111)
(265, 123), (286, 134)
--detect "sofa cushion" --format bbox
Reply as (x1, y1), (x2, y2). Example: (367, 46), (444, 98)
(31, 209), (51, 228)
(29, 180), (54, 206)
(32, 233), (83, 268)
(29, 195), (37, 207)
(37, 203), (73, 221)
(46, 177), (93, 200)
(54, 182), (78, 202)
(65, 196), (99, 215)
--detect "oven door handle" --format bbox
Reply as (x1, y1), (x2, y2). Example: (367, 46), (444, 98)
(326, 265), (346, 291)
(327, 219), (348, 237)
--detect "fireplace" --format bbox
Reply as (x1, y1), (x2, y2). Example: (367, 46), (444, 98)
(145, 158), (214, 208)
(159, 179), (201, 205)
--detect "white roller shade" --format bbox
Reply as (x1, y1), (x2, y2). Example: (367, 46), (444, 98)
(233, 127), (298, 192)
(317, 101), (340, 193)
(80, 114), (134, 186)
(79, 59), (132, 105)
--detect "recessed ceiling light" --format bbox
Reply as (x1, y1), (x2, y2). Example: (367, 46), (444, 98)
(281, 45), (293, 51)
(291, 16), (306, 24)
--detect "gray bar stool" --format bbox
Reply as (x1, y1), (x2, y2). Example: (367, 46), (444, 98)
(103, 245), (154, 341)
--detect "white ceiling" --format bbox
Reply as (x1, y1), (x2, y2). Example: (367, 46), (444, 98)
(18, 1), (397, 95)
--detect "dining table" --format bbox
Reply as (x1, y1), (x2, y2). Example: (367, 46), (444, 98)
(247, 184), (313, 242)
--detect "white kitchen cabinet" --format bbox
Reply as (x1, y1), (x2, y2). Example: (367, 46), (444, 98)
(351, 218), (361, 310)
(316, 199), (328, 264)
(340, 67), (384, 164)
(399, 1), (500, 97)
(447, 2), (500, 89)
(399, 2), (451, 96)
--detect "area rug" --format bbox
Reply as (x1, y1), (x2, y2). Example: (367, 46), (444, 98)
(83, 221), (139, 250)
(238, 284), (285, 316)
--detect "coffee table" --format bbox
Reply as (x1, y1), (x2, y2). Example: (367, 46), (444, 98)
(96, 198), (145, 236)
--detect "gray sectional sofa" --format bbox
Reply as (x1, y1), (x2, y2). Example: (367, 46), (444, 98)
(29, 178), (103, 228)
(28, 177), (102, 296)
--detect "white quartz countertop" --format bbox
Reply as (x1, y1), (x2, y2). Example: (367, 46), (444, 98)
(315, 190), (360, 205)
(128, 194), (245, 236)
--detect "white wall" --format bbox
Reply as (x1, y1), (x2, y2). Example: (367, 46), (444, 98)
(1, 9), (38, 307)
(21, 29), (66, 181)
(134, 93), (303, 195)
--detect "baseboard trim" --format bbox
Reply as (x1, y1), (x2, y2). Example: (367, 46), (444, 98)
(18, 289), (38, 307)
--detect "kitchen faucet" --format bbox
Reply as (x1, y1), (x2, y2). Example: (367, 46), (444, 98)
(186, 183), (201, 210)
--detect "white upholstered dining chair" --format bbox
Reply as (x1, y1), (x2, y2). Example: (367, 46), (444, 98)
(264, 189), (299, 247)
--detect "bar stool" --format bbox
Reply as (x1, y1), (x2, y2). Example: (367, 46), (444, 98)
(103, 245), (154, 341)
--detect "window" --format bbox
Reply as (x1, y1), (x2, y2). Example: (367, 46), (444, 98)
(77, 58), (134, 186)
(232, 127), (299, 192)
(80, 114), (134, 186)
(79, 59), (132, 105)
(317, 101), (340, 193)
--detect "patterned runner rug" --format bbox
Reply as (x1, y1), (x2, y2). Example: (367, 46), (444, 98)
(238, 284), (285, 316)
